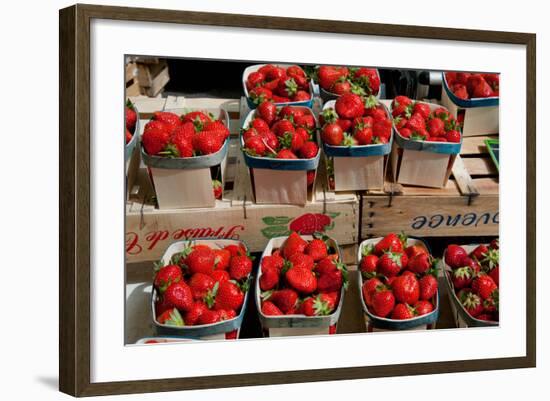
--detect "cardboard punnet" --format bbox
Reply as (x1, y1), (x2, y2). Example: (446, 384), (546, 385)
(141, 106), (230, 209)
(440, 73), (499, 137)
(321, 100), (392, 191)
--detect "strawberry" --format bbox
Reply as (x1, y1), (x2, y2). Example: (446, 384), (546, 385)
(294, 114), (316, 130)
(302, 295), (333, 316)
(259, 267), (280, 291)
(332, 80), (351, 95)
(359, 254), (378, 277)
(461, 256), (481, 275)
(392, 273), (420, 305)
(157, 308), (184, 326)
(414, 300), (434, 316)
(210, 269), (230, 284)
(288, 213), (331, 234)
(295, 127), (310, 143)
(399, 128), (412, 138)
(186, 247), (216, 275)
(471, 244), (489, 262)
(490, 238), (499, 250)
(391, 96), (413, 117)
(371, 288), (395, 317)
(476, 313), (495, 322)
(472, 78), (494, 98)
(427, 117), (445, 137)
(266, 289), (298, 314)
(362, 278), (383, 306)
(212, 180), (223, 200)
(305, 239), (328, 261)
(229, 255), (252, 281)
(391, 303), (415, 320)
(377, 252), (405, 277)
(153, 111), (181, 129)
(282, 232), (308, 259)
(307, 170), (316, 187)
(483, 294), (498, 313)
(354, 127), (373, 145)
(412, 103), (431, 119)
(125, 129), (133, 144)
(183, 302), (207, 325)
(197, 309), (222, 325)
(287, 65), (305, 77)
(452, 84), (469, 100)
(405, 245), (428, 259)
(164, 281), (194, 312)
(271, 119), (295, 137)
(188, 273), (215, 301)
(214, 280), (244, 311)
(279, 105), (304, 119)
(257, 101), (277, 125)
(354, 68), (380, 94)
(452, 266), (473, 290)
(125, 105), (137, 131)
(261, 301), (283, 316)
(154, 264), (182, 293)
(272, 95), (291, 103)
(142, 128), (171, 156)
(277, 77), (299, 98)
(213, 249), (231, 270)
(335, 93), (364, 119)
(247, 71), (265, 88)
(193, 131), (223, 155)
(260, 130), (279, 150)
(280, 131), (305, 152)
(276, 149), (298, 159)
(406, 113), (426, 132)
(446, 130), (461, 143)
(317, 268), (344, 292)
(445, 245), (468, 268)
(181, 111), (212, 126)
(408, 253), (431, 274)
(155, 295), (174, 316)
(322, 123), (344, 145)
(285, 267), (317, 294)
(374, 233), (404, 255)
(419, 274), (438, 300)
(224, 244), (247, 257)
(244, 136), (266, 156)
(250, 118), (270, 133)
(261, 254), (285, 273)
(288, 253), (315, 270)
(489, 266), (499, 286)
(460, 291), (483, 317)
(318, 65), (348, 90)
(472, 275), (497, 299)
(249, 87), (273, 104)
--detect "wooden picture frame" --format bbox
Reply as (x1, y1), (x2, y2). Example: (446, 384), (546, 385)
(59, 3), (536, 397)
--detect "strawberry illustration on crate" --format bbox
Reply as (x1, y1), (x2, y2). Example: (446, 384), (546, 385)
(260, 212), (341, 239)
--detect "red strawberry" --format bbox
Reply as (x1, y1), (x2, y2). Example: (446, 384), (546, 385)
(335, 93), (364, 119)
(446, 130), (461, 143)
(476, 313), (494, 322)
(229, 255), (252, 281)
(214, 280), (244, 311)
(193, 131), (223, 155)
(472, 78), (494, 98)
(219, 309), (237, 321)
(307, 170), (316, 187)
(391, 303), (415, 320)
(213, 249), (231, 270)
(405, 245), (428, 259)
(452, 84), (469, 100)
(280, 131), (305, 153)
(294, 114), (316, 130)
(392, 274), (420, 305)
(224, 244), (247, 257)
(332, 80), (351, 95)
(260, 267), (280, 291)
(276, 149), (298, 159)
(419, 274), (438, 300)
(181, 111), (212, 126)
(490, 239), (499, 250)
(197, 308), (222, 325)
(427, 117), (445, 137)
(415, 300), (434, 316)
(156, 308), (184, 326)
(391, 96), (413, 117)
(285, 267), (317, 294)
(460, 291), (483, 317)
(408, 253), (431, 274)
(295, 127), (310, 143)
(489, 266), (499, 286)
(452, 266), (473, 290)
(288, 253), (315, 270)
(244, 136), (266, 156)
(282, 232), (308, 259)
(186, 247), (216, 275)
(461, 256), (481, 275)
(317, 268), (344, 292)
(249, 87), (273, 104)
(287, 65), (305, 77)
(279, 105), (304, 119)
(155, 295), (174, 316)
(483, 294), (498, 313)
(412, 103), (431, 119)
(154, 264), (182, 293)
(371, 288), (395, 317)
(354, 68), (380, 94)
(125, 129), (133, 144)
(302, 295), (333, 316)
(142, 128), (171, 156)
(272, 119), (295, 137)
(183, 302), (207, 325)
(359, 254), (379, 277)
(377, 252), (405, 277)
(261, 254), (285, 273)
(276, 77), (299, 98)
(354, 127), (373, 145)
(125, 105), (137, 131)
(399, 128), (412, 138)
(261, 301), (283, 316)
(260, 130), (279, 150)
(322, 123), (344, 145)
(164, 281), (194, 312)
(362, 277), (383, 306)
(250, 118), (270, 133)
(472, 275), (497, 299)
(210, 269), (230, 284)
(171, 120), (195, 143)
(374, 233), (404, 256)
(471, 244), (489, 262)
(289, 213), (331, 235)
(257, 101), (277, 125)
(153, 111), (181, 129)
(188, 273), (215, 301)
(212, 180), (223, 200)
(267, 289), (298, 314)
(305, 239), (328, 261)
(445, 245), (468, 268)
(318, 65), (348, 90)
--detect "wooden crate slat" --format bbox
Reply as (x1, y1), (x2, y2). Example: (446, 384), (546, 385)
(460, 135), (498, 155)
(451, 155), (480, 197)
(462, 156), (498, 176)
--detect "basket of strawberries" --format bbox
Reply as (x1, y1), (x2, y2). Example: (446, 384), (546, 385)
(243, 64), (313, 109)
(320, 93), (392, 191)
(441, 72), (499, 136)
(255, 232), (347, 337)
(441, 240), (499, 327)
(315, 65), (381, 102)
(125, 99), (139, 161)
(358, 233), (440, 331)
(241, 101), (320, 205)
(140, 107), (230, 209)
(390, 96), (462, 188)
(151, 239), (254, 340)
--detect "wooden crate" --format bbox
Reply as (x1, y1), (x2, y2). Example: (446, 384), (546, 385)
(125, 58), (170, 98)
(361, 134), (499, 238)
(125, 96), (359, 263)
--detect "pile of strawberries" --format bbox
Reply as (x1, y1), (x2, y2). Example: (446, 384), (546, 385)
(125, 100), (137, 144)
(242, 102), (319, 163)
(259, 232), (347, 317)
(445, 240), (499, 322)
(317, 66), (380, 97)
(320, 94), (392, 146)
(245, 64), (311, 105)
(445, 72), (499, 100)
(153, 242), (254, 328)
(141, 110), (230, 158)
(359, 233), (438, 320)
(391, 96), (461, 143)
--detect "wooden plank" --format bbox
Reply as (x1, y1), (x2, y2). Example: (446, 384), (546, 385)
(125, 62), (137, 83)
(460, 135), (498, 155)
(145, 65), (170, 97)
(125, 79), (141, 97)
(451, 154), (480, 196)
(362, 193), (498, 238)
(462, 156), (497, 176)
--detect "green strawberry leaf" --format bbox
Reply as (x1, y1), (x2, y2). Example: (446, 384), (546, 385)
(261, 225), (291, 239)
(262, 216), (293, 226)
